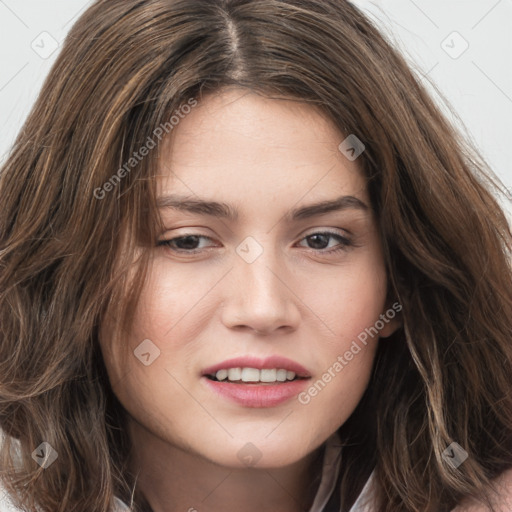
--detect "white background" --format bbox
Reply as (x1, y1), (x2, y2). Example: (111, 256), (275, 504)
(353, 0), (512, 217)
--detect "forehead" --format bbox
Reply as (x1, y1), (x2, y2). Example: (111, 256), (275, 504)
(156, 88), (368, 209)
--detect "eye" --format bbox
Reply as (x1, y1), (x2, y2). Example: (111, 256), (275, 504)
(296, 231), (352, 253)
(157, 234), (216, 254)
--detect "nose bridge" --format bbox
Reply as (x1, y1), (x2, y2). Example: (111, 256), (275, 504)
(221, 235), (300, 333)
(237, 238), (285, 304)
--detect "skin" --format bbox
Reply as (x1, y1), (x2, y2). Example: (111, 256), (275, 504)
(454, 468), (512, 511)
(99, 88), (401, 512)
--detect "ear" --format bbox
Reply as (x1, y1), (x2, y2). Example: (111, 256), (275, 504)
(378, 300), (403, 338)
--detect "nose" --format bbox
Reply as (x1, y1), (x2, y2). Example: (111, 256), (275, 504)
(220, 247), (301, 335)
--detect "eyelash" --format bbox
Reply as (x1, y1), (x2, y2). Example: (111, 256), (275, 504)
(157, 231), (353, 256)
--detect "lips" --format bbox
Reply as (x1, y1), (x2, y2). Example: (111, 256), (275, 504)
(202, 377), (310, 407)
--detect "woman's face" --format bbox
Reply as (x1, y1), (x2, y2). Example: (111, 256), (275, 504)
(100, 88), (398, 469)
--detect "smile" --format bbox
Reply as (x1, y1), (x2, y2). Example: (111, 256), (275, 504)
(201, 355), (312, 407)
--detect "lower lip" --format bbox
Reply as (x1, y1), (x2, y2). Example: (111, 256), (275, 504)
(201, 377), (310, 408)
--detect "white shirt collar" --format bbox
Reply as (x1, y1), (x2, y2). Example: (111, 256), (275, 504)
(348, 468), (377, 512)
(307, 430), (342, 512)
(307, 430), (376, 512)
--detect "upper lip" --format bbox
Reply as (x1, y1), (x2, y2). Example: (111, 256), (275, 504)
(202, 355), (311, 378)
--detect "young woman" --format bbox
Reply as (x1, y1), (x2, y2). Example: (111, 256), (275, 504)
(0, 1), (511, 511)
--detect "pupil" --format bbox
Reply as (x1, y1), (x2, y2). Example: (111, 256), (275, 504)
(177, 235), (200, 250)
(308, 234), (329, 249)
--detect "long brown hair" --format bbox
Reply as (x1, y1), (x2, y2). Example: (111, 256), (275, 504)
(1, 1), (511, 511)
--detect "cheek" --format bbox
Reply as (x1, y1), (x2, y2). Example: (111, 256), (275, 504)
(294, 252), (387, 417)
(104, 264), (215, 398)
(304, 253), (388, 345)
(297, 285), (384, 430)
(300, 345), (377, 441)
(132, 261), (223, 338)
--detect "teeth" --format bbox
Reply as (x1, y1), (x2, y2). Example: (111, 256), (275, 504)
(241, 368), (260, 382)
(216, 369), (228, 381)
(260, 369), (276, 382)
(227, 368), (241, 381)
(276, 369), (287, 382)
(213, 367), (298, 383)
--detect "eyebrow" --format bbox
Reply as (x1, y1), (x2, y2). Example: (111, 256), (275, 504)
(156, 194), (369, 222)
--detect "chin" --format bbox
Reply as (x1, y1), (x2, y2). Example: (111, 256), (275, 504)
(198, 439), (311, 469)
